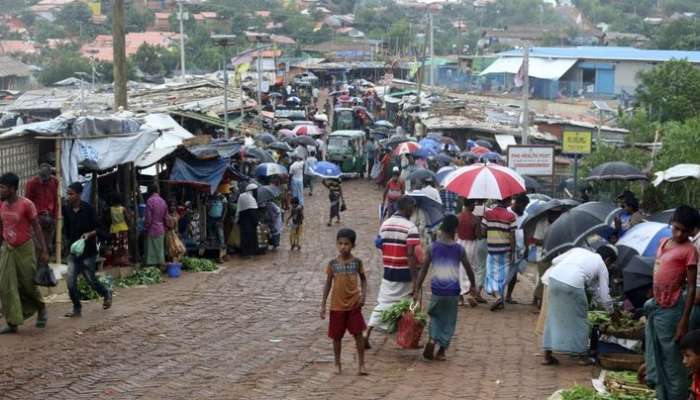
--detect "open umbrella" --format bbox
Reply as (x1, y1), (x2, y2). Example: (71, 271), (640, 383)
(384, 135), (411, 147)
(256, 185), (281, 203)
(480, 152), (502, 163)
(475, 139), (493, 150)
(470, 146), (490, 156)
(460, 151), (479, 163)
(528, 193), (552, 202)
(415, 147), (437, 159)
(617, 221), (671, 258)
(653, 164), (700, 186)
(623, 255), (655, 293)
(419, 138), (441, 152)
(434, 153), (453, 166)
(586, 161), (647, 181)
(393, 141), (421, 156)
(292, 125), (323, 136)
(311, 161), (342, 179)
(543, 202), (621, 260)
(521, 199), (578, 242)
(442, 164), (526, 200)
(268, 141), (293, 152)
(440, 136), (456, 145)
(313, 113), (329, 123)
(523, 175), (544, 193)
(241, 146), (275, 163)
(255, 132), (276, 145)
(293, 135), (318, 147)
(437, 166), (456, 185)
(648, 209), (674, 224)
(406, 168), (437, 183)
(373, 120), (394, 129)
(254, 162), (288, 178)
(407, 189), (445, 228)
(278, 128), (294, 137)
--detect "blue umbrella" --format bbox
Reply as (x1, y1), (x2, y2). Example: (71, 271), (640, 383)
(415, 147), (437, 159)
(466, 139), (477, 149)
(254, 162), (288, 178)
(446, 143), (461, 153)
(437, 166), (456, 185)
(419, 138), (441, 152)
(617, 221), (672, 257)
(311, 161), (342, 179)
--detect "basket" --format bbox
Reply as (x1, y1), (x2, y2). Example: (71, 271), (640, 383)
(602, 323), (645, 340)
(166, 262), (182, 278)
(599, 353), (644, 371)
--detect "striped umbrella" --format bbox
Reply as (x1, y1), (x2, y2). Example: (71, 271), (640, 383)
(292, 124), (323, 136)
(393, 141), (421, 156)
(442, 164), (526, 200)
(470, 145), (490, 156)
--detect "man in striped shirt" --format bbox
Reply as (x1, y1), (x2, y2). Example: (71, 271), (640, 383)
(482, 198), (516, 311)
(365, 196), (420, 348)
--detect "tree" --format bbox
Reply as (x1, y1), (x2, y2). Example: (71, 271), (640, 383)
(651, 19), (700, 50)
(55, 2), (94, 38)
(132, 43), (164, 75)
(635, 60), (700, 122)
(37, 47), (91, 85)
(656, 117), (700, 170)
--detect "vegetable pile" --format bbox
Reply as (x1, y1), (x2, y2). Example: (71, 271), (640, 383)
(78, 276), (113, 300)
(182, 257), (218, 272)
(379, 299), (429, 333)
(78, 267), (163, 301)
(587, 310), (644, 338)
(605, 371), (655, 399)
(559, 384), (653, 400)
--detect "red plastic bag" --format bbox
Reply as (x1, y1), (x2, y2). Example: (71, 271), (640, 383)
(396, 306), (425, 349)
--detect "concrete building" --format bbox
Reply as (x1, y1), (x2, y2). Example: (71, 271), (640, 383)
(480, 46), (700, 99)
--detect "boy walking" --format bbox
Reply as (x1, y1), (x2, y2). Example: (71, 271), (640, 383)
(320, 228), (368, 375)
(414, 214), (476, 360)
(287, 197), (304, 251)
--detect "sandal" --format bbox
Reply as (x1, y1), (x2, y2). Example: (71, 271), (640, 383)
(422, 341), (435, 360)
(490, 301), (504, 311)
(0, 324), (18, 334)
(542, 356), (560, 366)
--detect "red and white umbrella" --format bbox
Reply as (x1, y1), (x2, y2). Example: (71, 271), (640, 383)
(470, 145), (490, 156)
(393, 141), (421, 156)
(442, 164), (526, 200)
(292, 125), (323, 136)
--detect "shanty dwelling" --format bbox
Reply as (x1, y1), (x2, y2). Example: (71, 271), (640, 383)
(0, 56), (33, 92)
(479, 46), (700, 100)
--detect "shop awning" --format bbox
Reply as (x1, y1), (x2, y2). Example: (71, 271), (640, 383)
(495, 134), (517, 152)
(169, 158), (229, 194)
(480, 57), (577, 80)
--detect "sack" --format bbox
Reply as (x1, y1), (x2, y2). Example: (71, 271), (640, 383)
(340, 201), (347, 212)
(33, 262), (58, 287)
(396, 305), (424, 349)
(70, 239), (86, 257)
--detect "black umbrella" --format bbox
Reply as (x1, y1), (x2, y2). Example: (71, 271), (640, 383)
(648, 209), (674, 224)
(475, 139), (493, 150)
(293, 136), (318, 147)
(406, 168), (437, 184)
(623, 255), (654, 293)
(521, 199), (578, 241)
(255, 132), (276, 145)
(434, 153), (453, 166)
(543, 202), (621, 260)
(268, 141), (293, 152)
(586, 162), (648, 182)
(281, 135), (296, 144)
(256, 185), (281, 203)
(383, 135), (411, 147)
(523, 175), (544, 193)
(373, 120), (394, 129)
(460, 151), (479, 162)
(241, 146), (275, 163)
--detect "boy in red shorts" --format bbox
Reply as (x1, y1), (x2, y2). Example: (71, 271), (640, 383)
(320, 228), (368, 375)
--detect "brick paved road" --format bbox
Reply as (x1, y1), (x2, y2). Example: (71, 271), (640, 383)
(0, 180), (593, 399)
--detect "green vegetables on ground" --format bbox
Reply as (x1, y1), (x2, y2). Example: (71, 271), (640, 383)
(78, 275), (113, 300)
(379, 299), (429, 333)
(559, 385), (653, 400)
(78, 267), (162, 301)
(182, 257), (218, 272)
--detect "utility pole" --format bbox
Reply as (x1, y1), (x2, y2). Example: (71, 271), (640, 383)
(211, 34), (236, 138)
(521, 43), (529, 145)
(177, 0), (186, 78)
(429, 11), (435, 87)
(112, 0), (127, 109)
(416, 33), (427, 114)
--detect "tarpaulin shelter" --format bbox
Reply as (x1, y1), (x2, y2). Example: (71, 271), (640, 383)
(169, 158), (231, 194)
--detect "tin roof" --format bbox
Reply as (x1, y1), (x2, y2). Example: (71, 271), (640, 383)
(0, 57), (31, 78)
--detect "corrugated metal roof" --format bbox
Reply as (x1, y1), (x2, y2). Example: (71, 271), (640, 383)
(498, 46), (700, 63)
(0, 56), (31, 78)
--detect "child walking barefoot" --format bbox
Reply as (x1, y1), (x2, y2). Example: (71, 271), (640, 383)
(287, 197), (304, 251)
(320, 228), (368, 375)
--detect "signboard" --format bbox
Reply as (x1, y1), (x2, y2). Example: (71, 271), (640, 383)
(562, 131), (592, 154)
(507, 146), (555, 177)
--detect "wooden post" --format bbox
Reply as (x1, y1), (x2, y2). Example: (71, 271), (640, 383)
(55, 139), (62, 264)
(112, 0), (127, 110)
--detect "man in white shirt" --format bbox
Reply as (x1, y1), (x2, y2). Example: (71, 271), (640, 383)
(533, 207), (563, 306)
(289, 156), (305, 206)
(304, 150), (318, 196)
(541, 245), (617, 366)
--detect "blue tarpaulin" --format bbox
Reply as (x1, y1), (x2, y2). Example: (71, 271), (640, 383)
(169, 158), (229, 194)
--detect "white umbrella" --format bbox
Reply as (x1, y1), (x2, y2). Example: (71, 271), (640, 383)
(653, 164), (700, 186)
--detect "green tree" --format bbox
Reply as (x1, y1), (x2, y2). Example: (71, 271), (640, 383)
(37, 47), (91, 85)
(651, 18), (700, 50)
(656, 117), (700, 170)
(635, 60), (700, 122)
(55, 2), (94, 37)
(619, 109), (660, 144)
(132, 43), (164, 75)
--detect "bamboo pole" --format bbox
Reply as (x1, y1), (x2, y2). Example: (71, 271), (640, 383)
(55, 139), (62, 264)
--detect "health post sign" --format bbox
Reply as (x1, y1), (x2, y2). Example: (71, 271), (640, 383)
(507, 146), (555, 177)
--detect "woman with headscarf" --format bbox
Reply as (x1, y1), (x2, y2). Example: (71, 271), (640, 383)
(236, 183), (259, 257)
